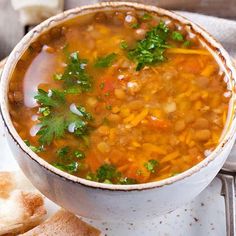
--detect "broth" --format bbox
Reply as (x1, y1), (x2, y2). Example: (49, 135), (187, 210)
(9, 9), (230, 184)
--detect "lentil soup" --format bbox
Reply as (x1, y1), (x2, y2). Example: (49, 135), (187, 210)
(9, 9), (231, 184)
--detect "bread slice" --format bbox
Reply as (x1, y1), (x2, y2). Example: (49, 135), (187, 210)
(20, 209), (101, 236)
(0, 171), (46, 236)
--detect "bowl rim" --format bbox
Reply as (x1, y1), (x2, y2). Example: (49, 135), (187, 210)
(1, 1), (236, 191)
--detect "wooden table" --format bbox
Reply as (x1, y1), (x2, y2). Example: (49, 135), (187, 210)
(0, 0), (235, 60)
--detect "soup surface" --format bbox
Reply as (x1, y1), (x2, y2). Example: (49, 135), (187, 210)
(9, 9), (231, 184)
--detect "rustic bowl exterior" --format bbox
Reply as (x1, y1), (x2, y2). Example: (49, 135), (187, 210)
(1, 2), (236, 222)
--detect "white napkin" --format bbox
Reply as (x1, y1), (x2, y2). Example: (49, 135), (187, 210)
(11, 0), (64, 25)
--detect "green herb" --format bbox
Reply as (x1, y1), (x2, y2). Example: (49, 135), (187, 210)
(99, 82), (105, 90)
(52, 162), (79, 173)
(94, 53), (117, 68)
(24, 140), (44, 153)
(86, 172), (98, 181)
(35, 88), (93, 145)
(34, 89), (65, 108)
(106, 105), (112, 110)
(127, 22), (170, 71)
(37, 115), (66, 145)
(171, 31), (184, 41)
(131, 23), (140, 29)
(60, 52), (92, 92)
(86, 164), (137, 184)
(141, 13), (152, 21)
(39, 107), (50, 116)
(120, 41), (128, 50)
(119, 177), (137, 185)
(104, 92), (110, 97)
(53, 73), (63, 81)
(57, 146), (69, 158)
(74, 150), (85, 160)
(183, 40), (192, 47)
(144, 159), (158, 173)
(96, 164), (119, 182)
(64, 87), (81, 94)
(76, 105), (93, 121)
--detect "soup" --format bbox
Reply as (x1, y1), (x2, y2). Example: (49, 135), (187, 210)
(8, 9), (230, 184)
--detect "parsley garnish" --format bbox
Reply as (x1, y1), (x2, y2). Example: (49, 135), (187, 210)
(60, 52), (92, 92)
(34, 89), (65, 108)
(128, 22), (170, 71)
(94, 53), (117, 68)
(141, 13), (152, 21)
(24, 140), (44, 153)
(37, 115), (66, 145)
(144, 159), (158, 173)
(171, 31), (184, 41)
(35, 89), (93, 145)
(52, 162), (80, 173)
(74, 150), (85, 160)
(120, 41), (128, 50)
(131, 23), (140, 29)
(183, 40), (192, 47)
(86, 164), (137, 184)
(57, 146), (69, 158)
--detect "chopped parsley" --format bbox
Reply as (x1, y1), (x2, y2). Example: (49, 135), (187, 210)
(24, 140), (44, 153)
(57, 146), (69, 158)
(106, 105), (112, 110)
(94, 53), (117, 68)
(120, 40), (128, 50)
(53, 73), (63, 81)
(35, 89), (93, 145)
(183, 40), (192, 47)
(74, 150), (85, 160)
(141, 13), (152, 21)
(60, 52), (92, 92)
(131, 23), (140, 29)
(37, 115), (66, 145)
(127, 22), (170, 71)
(144, 159), (158, 173)
(34, 89), (65, 108)
(52, 162), (80, 173)
(99, 82), (105, 90)
(86, 164), (137, 184)
(171, 31), (184, 41)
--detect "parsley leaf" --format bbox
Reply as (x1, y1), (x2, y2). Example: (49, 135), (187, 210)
(24, 140), (44, 153)
(86, 164), (137, 184)
(96, 164), (119, 182)
(34, 89), (65, 108)
(37, 115), (66, 145)
(171, 31), (184, 41)
(52, 162), (79, 173)
(120, 41), (128, 50)
(128, 22), (170, 71)
(61, 52), (92, 92)
(144, 159), (158, 173)
(57, 146), (69, 158)
(94, 53), (117, 68)
(141, 13), (152, 21)
(74, 150), (85, 160)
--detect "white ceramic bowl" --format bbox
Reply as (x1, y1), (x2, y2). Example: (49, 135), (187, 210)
(1, 2), (236, 222)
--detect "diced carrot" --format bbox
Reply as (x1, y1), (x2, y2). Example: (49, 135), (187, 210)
(147, 116), (170, 129)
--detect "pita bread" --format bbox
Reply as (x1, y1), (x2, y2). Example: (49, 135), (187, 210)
(0, 171), (46, 236)
(20, 209), (101, 236)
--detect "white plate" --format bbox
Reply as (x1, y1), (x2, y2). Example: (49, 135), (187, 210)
(1, 11), (236, 235)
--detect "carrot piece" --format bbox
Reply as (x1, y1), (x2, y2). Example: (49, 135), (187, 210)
(167, 48), (210, 56)
(147, 116), (170, 129)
